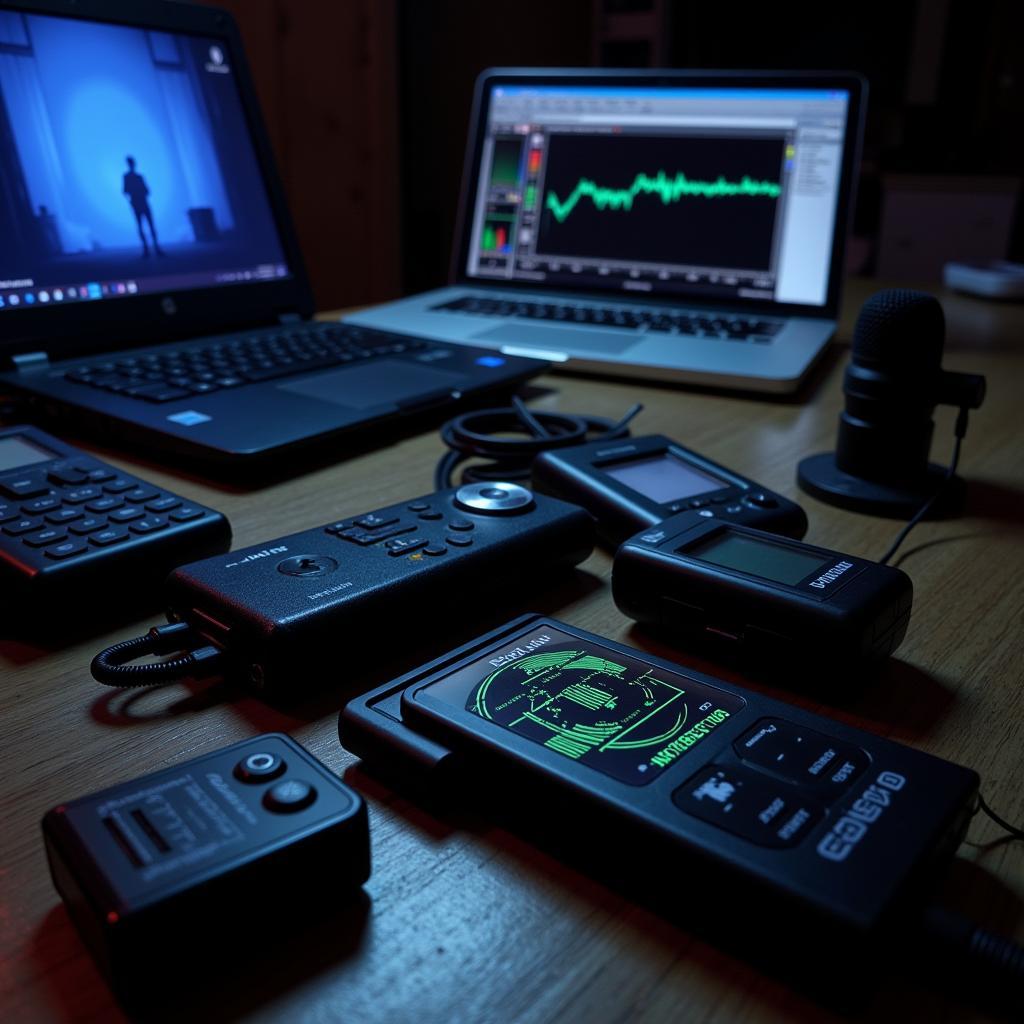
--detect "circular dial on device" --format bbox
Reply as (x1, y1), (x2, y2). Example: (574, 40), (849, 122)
(454, 481), (534, 514)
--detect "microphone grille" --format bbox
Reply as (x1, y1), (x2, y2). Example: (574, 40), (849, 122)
(853, 289), (945, 370)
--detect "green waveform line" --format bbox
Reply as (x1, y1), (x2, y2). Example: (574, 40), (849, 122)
(545, 170), (782, 224)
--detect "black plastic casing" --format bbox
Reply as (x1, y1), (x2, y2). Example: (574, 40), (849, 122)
(164, 487), (595, 695)
(42, 733), (369, 994)
(0, 425), (230, 615)
(341, 615), (977, 982)
(612, 513), (912, 674)
(532, 434), (808, 547)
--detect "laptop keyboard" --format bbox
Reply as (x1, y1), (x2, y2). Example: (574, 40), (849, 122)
(431, 296), (783, 342)
(62, 323), (429, 403)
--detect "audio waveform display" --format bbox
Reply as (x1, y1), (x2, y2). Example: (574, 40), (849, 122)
(536, 134), (786, 271)
(545, 171), (782, 224)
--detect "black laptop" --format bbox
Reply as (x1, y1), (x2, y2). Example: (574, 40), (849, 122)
(0, 0), (545, 467)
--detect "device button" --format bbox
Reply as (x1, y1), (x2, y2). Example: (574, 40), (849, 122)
(90, 528), (129, 547)
(0, 501), (19, 522)
(673, 763), (825, 848)
(169, 506), (205, 523)
(355, 513), (399, 530)
(418, 511), (443, 521)
(688, 498), (710, 509)
(45, 507), (82, 525)
(733, 718), (869, 797)
(424, 544), (447, 556)
(22, 495), (60, 514)
(24, 528), (67, 548)
(109, 507), (145, 524)
(86, 468), (116, 484)
(407, 502), (431, 512)
(64, 486), (103, 504)
(4, 516), (43, 536)
(263, 779), (317, 813)
(234, 751), (286, 783)
(130, 516), (169, 535)
(447, 519), (474, 531)
(48, 466), (89, 487)
(45, 540), (89, 560)
(103, 478), (136, 494)
(146, 496), (181, 513)
(277, 554), (338, 577)
(725, 504), (743, 514)
(446, 534), (473, 547)
(387, 536), (429, 555)
(744, 492), (778, 509)
(86, 497), (123, 514)
(668, 503), (684, 513)
(69, 516), (108, 534)
(124, 487), (159, 504)
(697, 509), (714, 518)
(454, 481), (534, 514)
(1, 476), (48, 499)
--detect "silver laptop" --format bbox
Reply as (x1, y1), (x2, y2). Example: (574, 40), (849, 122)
(347, 69), (866, 394)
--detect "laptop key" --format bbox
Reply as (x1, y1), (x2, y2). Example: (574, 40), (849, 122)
(45, 540), (89, 560)
(69, 516), (109, 534)
(90, 528), (129, 547)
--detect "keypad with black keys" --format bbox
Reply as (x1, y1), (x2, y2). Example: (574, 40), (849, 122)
(431, 296), (784, 343)
(61, 322), (430, 403)
(325, 499), (476, 559)
(1, 427), (229, 594)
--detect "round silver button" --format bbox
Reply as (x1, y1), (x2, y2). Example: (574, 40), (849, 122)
(454, 481), (534, 514)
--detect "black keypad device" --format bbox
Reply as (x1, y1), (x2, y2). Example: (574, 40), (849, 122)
(0, 425), (230, 616)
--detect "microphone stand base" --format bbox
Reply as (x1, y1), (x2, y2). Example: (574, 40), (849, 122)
(796, 453), (966, 519)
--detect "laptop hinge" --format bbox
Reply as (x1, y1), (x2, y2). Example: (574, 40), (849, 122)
(278, 312), (303, 325)
(11, 351), (50, 371)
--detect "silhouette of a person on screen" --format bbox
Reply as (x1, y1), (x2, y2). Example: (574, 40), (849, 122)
(122, 156), (164, 258)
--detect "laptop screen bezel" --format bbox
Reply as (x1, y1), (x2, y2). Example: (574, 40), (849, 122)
(0, 0), (315, 363)
(450, 68), (865, 320)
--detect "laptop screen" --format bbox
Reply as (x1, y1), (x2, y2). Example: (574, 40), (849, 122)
(463, 82), (851, 309)
(0, 9), (290, 315)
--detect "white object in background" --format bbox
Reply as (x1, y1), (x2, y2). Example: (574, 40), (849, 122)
(944, 261), (1024, 300)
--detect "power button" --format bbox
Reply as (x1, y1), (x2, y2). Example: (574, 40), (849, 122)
(234, 751), (286, 783)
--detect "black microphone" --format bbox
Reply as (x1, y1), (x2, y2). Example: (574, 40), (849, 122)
(797, 289), (986, 519)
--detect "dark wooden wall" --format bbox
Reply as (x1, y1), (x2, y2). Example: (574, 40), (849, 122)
(202, 0), (402, 311)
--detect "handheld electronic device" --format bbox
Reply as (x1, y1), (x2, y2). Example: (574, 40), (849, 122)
(0, 424), (229, 617)
(42, 733), (369, 993)
(613, 511), (911, 674)
(160, 483), (594, 695)
(341, 615), (977, 975)
(532, 432), (807, 546)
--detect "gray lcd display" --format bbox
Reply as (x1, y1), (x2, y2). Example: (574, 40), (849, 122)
(0, 436), (56, 472)
(686, 530), (829, 586)
(603, 452), (725, 504)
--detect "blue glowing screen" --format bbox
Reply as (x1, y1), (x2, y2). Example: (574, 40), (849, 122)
(0, 10), (290, 309)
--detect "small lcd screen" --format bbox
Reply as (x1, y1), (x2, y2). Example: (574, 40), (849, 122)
(0, 435), (56, 472)
(417, 624), (745, 785)
(686, 530), (829, 585)
(603, 452), (725, 504)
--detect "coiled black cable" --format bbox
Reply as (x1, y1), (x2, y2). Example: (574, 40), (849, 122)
(434, 396), (643, 490)
(91, 621), (224, 687)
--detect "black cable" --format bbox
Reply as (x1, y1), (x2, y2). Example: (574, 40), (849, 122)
(434, 397), (643, 490)
(878, 406), (969, 565)
(91, 621), (224, 687)
(976, 792), (1024, 841)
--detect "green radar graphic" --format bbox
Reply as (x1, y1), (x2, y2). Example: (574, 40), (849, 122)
(467, 643), (740, 785)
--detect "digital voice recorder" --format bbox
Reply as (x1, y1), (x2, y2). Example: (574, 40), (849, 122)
(340, 615), (977, 980)
(43, 733), (369, 994)
(532, 433), (807, 546)
(612, 511), (912, 677)
(164, 482), (594, 695)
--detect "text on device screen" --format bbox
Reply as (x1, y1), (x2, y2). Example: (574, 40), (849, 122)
(686, 530), (829, 585)
(0, 435), (56, 471)
(603, 451), (725, 503)
(466, 84), (849, 307)
(0, 9), (290, 314)
(420, 625), (745, 785)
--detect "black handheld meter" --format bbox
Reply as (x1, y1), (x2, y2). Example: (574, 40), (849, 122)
(342, 615), (978, 976)
(532, 433), (807, 546)
(613, 512), (912, 674)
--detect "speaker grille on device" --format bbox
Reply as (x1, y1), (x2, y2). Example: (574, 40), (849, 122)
(853, 289), (945, 371)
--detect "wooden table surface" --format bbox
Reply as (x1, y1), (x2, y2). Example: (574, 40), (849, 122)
(2, 279), (1022, 1023)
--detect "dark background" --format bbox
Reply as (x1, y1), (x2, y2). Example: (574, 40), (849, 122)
(203, 0), (1024, 311)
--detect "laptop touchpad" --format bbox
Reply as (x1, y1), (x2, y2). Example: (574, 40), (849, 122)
(471, 323), (640, 355)
(278, 360), (464, 409)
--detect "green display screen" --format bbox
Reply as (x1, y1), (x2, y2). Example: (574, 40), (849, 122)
(686, 530), (829, 585)
(418, 625), (745, 785)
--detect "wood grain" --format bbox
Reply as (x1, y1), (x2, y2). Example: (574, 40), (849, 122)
(1, 279), (1021, 1023)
